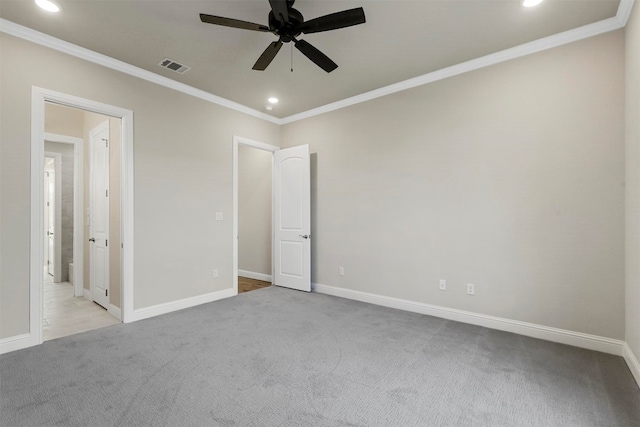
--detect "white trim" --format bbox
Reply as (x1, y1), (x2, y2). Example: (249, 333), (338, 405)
(83, 288), (91, 300)
(623, 343), (640, 387)
(232, 136), (279, 296)
(238, 270), (273, 283)
(108, 304), (122, 321)
(0, 334), (32, 355)
(44, 151), (62, 283)
(0, 19), (280, 125)
(31, 87), (134, 354)
(44, 133), (84, 297)
(44, 133), (83, 146)
(313, 283), (625, 356)
(2, 1), (635, 126)
(616, 0), (636, 26)
(130, 288), (236, 322)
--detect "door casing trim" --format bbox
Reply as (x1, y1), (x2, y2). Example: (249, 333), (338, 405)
(31, 87), (134, 348)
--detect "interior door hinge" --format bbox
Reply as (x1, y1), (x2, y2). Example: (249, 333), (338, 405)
(106, 239), (108, 247)
(103, 138), (108, 148)
(106, 289), (108, 297)
(106, 189), (108, 197)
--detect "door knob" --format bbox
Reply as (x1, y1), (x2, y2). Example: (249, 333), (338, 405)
(299, 234), (310, 239)
(89, 238), (95, 242)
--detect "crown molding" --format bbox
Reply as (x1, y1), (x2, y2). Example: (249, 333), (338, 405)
(280, 5), (631, 124)
(0, 19), (281, 125)
(616, 0), (636, 26)
(1, 0), (635, 126)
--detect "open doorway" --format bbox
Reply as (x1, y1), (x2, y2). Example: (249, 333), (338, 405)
(233, 136), (312, 294)
(40, 102), (122, 341)
(237, 142), (274, 293)
(43, 153), (61, 284)
(233, 137), (279, 294)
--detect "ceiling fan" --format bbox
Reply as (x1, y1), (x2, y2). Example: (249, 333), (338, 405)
(200, 0), (366, 73)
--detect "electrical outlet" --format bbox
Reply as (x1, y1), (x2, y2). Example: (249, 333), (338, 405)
(439, 279), (446, 291)
(213, 269), (219, 278)
(467, 283), (475, 295)
(339, 267), (344, 276)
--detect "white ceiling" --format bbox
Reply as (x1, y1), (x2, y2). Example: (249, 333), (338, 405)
(0, 0), (621, 118)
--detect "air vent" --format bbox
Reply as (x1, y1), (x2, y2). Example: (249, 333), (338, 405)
(158, 58), (190, 75)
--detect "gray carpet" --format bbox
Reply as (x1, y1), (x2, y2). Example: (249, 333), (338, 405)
(1, 287), (639, 427)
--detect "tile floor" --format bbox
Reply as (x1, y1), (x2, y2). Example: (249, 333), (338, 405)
(43, 277), (120, 341)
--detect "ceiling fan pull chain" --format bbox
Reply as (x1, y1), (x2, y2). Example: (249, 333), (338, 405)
(291, 43), (294, 72)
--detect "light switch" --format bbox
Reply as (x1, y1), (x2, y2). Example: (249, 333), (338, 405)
(215, 212), (223, 221)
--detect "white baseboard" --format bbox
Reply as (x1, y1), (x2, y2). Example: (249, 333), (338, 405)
(623, 343), (640, 387)
(83, 288), (91, 300)
(131, 287), (236, 322)
(108, 304), (122, 321)
(0, 333), (33, 355)
(312, 283), (625, 356)
(238, 270), (272, 282)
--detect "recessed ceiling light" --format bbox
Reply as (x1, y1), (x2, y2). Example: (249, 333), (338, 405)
(265, 105), (273, 111)
(267, 97), (279, 104)
(521, 0), (543, 7)
(35, 0), (61, 12)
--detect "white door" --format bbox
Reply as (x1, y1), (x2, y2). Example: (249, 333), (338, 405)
(274, 145), (311, 292)
(44, 158), (55, 278)
(90, 122), (110, 308)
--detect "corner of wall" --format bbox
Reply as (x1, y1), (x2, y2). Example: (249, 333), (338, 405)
(625, 0), (640, 386)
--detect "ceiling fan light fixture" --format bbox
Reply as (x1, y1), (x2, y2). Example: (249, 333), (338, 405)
(521, 0), (543, 7)
(268, 97), (279, 104)
(35, 0), (61, 13)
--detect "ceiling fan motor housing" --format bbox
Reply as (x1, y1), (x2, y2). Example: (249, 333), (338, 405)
(269, 8), (303, 42)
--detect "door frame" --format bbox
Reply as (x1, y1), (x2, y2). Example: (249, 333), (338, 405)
(43, 151), (62, 283)
(45, 133), (84, 296)
(232, 135), (279, 295)
(30, 86), (135, 348)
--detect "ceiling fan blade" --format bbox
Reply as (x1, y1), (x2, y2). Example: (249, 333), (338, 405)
(200, 13), (270, 32)
(299, 7), (366, 34)
(253, 41), (283, 71)
(294, 39), (338, 73)
(269, 0), (289, 23)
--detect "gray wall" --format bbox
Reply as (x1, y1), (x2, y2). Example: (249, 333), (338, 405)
(238, 145), (272, 276)
(625, 2), (640, 364)
(44, 141), (74, 283)
(45, 104), (84, 138)
(0, 33), (281, 339)
(282, 30), (625, 340)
